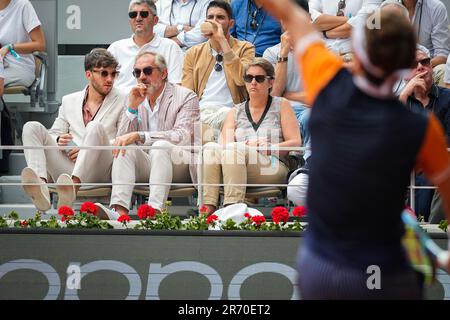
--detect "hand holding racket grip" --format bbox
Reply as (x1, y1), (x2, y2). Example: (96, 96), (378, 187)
(401, 211), (450, 273)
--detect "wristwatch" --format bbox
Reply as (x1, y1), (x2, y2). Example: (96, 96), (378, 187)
(177, 25), (184, 33)
(277, 56), (288, 63)
(138, 131), (146, 143)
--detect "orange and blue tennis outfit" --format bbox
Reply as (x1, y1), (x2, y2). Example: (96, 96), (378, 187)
(296, 39), (450, 299)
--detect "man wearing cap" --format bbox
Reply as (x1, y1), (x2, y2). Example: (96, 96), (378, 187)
(182, 0), (254, 134)
(108, 0), (184, 93)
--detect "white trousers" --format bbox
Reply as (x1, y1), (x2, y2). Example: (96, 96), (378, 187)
(287, 172), (309, 207)
(22, 121), (113, 183)
(110, 140), (191, 211)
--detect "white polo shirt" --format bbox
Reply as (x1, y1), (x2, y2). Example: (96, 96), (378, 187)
(309, 0), (382, 54)
(108, 34), (184, 94)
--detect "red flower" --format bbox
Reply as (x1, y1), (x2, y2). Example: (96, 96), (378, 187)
(137, 204), (156, 220)
(199, 205), (208, 214)
(244, 212), (251, 219)
(58, 206), (74, 216)
(252, 215), (266, 225)
(206, 214), (218, 225)
(292, 206), (307, 217)
(118, 214), (131, 223)
(271, 206), (289, 224)
(20, 220), (28, 227)
(80, 202), (98, 215)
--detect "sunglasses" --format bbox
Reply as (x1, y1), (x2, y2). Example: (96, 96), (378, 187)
(128, 11), (150, 19)
(243, 74), (272, 83)
(132, 66), (154, 78)
(337, 0), (346, 16)
(414, 57), (431, 68)
(214, 54), (223, 72)
(250, 9), (259, 30)
(92, 69), (119, 78)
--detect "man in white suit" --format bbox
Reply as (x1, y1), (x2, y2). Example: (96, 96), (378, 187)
(21, 48), (127, 211)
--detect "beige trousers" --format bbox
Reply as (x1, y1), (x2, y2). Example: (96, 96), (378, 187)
(22, 121), (113, 183)
(110, 140), (191, 211)
(202, 142), (289, 206)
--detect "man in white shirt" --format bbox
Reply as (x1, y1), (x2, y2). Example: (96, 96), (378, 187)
(154, 0), (212, 49)
(108, 0), (184, 94)
(401, 0), (450, 87)
(182, 0), (255, 133)
(309, 0), (381, 57)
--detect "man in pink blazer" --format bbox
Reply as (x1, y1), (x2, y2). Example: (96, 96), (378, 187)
(96, 51), (200, 219)
(21, 48), (127, 211)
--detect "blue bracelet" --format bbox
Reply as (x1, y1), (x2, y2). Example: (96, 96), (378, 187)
(6, 44), (20, 60)
(127, 107), (138, 114)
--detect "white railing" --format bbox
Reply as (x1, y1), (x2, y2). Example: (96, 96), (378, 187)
(0, 144), (447, 212)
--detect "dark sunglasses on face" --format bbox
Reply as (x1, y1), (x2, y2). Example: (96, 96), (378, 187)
(214, 54), (223, 72)
(243, 74), (272, 83)
(132, 66), (154, 78)
(415, 57), (431, 68)
(337, 0), (346, 16)
(92, 69), (119, 78)
(128, 10), (150, 19)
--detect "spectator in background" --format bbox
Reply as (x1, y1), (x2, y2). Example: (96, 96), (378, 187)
(95, 51), (200, 220)
(183, 0), (255, 133)
(108, 0), (184, 93)
(401, 0), (450, 86)
(0, 0), (46, 97)
(21, 49), (126, 211)
(263, 0), (311, 163)
(230, 0), (281, 57)
(154, 0), (211, 49)
(444, 53), (450, 90)
(399, 45), (450, 221)
(309, 0), (381, 61)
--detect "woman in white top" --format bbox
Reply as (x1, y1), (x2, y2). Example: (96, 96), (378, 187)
(0, 0), (45, 96)
(202, 58), (300, 214)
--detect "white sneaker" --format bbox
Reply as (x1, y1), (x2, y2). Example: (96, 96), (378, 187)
(95, 203), (120, 220)
(21, 167), (51, 212)
(56, 173), (76, 209)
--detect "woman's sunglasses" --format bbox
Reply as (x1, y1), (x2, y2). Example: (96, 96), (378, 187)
(132, 66), (154, 78)
(128, 11), (150, 19)
(243, 74), (272, 83)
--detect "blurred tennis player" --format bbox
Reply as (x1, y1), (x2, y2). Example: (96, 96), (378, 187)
(260, 0), (450, 299)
